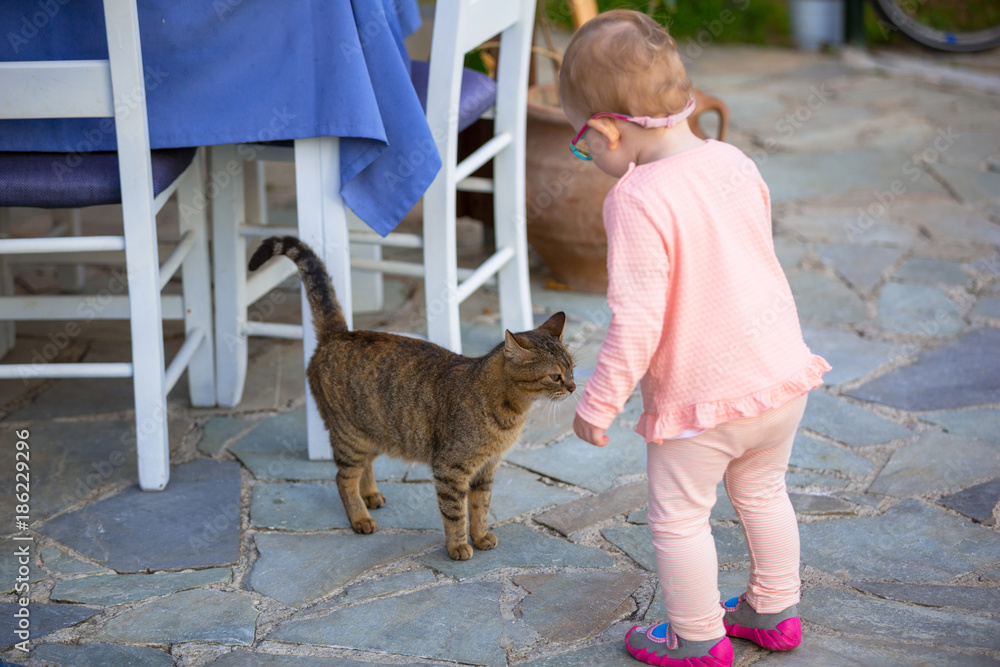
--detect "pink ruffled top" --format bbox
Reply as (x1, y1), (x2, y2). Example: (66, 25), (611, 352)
(575, 140), (830, 441)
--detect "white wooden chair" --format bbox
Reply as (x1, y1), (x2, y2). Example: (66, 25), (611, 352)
(211, 0), (536, 460)
(0, 0), (215, 491)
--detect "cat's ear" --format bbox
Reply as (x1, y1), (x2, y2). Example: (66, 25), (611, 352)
(504, 330), (535, 364)
(537, 312), (567, 341)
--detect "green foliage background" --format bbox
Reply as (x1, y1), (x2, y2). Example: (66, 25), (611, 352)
(543, 0), (793, 46)
(541, 0), (925, 49)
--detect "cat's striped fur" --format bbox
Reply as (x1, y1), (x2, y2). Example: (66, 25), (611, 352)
(249, 236), (575, 560)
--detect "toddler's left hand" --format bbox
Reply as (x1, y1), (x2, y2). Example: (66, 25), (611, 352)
(574, 414), (609, 447)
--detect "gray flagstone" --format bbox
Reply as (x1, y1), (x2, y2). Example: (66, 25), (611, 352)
(269, 581), (507, 667)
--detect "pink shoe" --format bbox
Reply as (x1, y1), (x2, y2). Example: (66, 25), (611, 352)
(625, 622), (734, 667)
(722, 594), (802, 651)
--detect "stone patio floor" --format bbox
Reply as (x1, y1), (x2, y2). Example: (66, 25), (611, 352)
(1, 44), (1000, 666)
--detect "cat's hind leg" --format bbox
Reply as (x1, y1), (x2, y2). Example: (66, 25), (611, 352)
(469, 462), (499, 551)
(361, 456), (385, 509)
(334, 442), (377, 534)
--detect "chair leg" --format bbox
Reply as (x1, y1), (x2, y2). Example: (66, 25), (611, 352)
(211, 144), (249, 408)
(178, 152), (216, 407)
(244, 158), (268, 227)
(493, 144), (534, 337)
(348, 210), (384, 313)
(123, 203), (170, 492)
(0, 208), (14, 360)
(294, 137), (352, 460)
(423, 180), (462, 353)
(53, 209), (86, 293)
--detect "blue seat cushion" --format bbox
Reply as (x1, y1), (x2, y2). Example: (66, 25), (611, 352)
(409, 60), (496, 132)
(0, 147), (197, 209)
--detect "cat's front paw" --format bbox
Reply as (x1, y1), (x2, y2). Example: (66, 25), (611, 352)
(364, 492), (386, 509)
(447, 542), (474, 560)
(473, 533), (498, 550)
(351, 517), (377, 534)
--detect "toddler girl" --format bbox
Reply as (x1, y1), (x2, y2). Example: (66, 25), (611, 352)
(562, 11), (830, 667)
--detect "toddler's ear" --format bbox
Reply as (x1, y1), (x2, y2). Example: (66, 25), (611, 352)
(587, 116), (622, 151)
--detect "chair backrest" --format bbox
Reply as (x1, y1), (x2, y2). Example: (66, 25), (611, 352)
(0, 0), (156, 225)
(425, 0), (536, 169)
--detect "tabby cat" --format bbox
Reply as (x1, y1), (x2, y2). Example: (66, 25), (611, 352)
(249, 236), (576, 560)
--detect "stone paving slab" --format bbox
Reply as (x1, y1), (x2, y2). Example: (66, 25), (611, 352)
(521, 641), (638, 667)
(94, 588), (259, 646)
(848, 327), (1000, 411)
(893, 257), (970, 286)
(786, 471), (850, 489)
(815, 244), (905, 292)
(870, 432), (1000, 498)
(417, 524), (613, 580)
(229, 408), (340, 481)
(0, 536), (44, 593)
(29, 642), (173, 667)
(790, 433), (877, 478)
(788, 492), (858, 516)
(194, 340), (305, 415)
(269, 581), (507, 667)
(209, 655), (406, 667)
(753, 633), (997, 666)
(787, 272), (868, 325)
(7, 378), (142, 421)
(198, 415), (255, 456)
(39, 547), (102, 576)
(601, 524), (748, 572)
(938, 478), (1000, 524)
(800, 586), (1000, 650)
(850, 581), (1000, 614)
(251, 466), (577, 532)
(514, 571), (646, 644)
(332, 567), (437, 607)
(0, 420), (156, 524)
(777, 209), (922, 247)
(931, 163), (1000, 207)
(507, 426), (647, 493)
(773, 237), (806, 270)
(919, 408), (1000, 442)
(799, 499), (1000, 581)
(624, 483), (736, 524)
(534, 482), (647, 536)
(876, 283), (965, 337)
(0, 603), (98, 650)
(248, 532), (440, 606)
(800, 392), (913, 447)
(372, 455), (413, 480)
(757, 150), (947, 204)
(892, 198), (1000, 246)
(38, 460), (241, 573)
(974, 295), (1000, 319)
(50, 567), (232, 606)
(801, 326), (904, 386)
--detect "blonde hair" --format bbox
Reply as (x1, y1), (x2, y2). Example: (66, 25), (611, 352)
(559, 10), (692, 119)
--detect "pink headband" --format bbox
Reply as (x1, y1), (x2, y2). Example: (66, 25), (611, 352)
(624, 97), (697, 128)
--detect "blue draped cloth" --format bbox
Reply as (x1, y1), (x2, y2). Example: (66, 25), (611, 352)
(0, 0), (440, 235)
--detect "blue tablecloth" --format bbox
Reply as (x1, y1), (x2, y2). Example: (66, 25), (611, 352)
(0, 0), (441, 235)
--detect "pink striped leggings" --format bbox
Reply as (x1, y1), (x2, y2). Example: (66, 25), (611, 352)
(646, 392), (808, 641)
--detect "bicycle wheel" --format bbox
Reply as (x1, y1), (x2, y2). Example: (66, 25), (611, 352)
(872, 0), (1000, 52)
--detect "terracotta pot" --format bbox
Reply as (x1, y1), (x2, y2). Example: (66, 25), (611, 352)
(525, 84), (729, 293)
(525, 84), (617, 293)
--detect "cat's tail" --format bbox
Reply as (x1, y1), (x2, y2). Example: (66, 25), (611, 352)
(248, 236), (348, 343)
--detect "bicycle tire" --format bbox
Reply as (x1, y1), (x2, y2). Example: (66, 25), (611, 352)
(871, 0), (1000, 52)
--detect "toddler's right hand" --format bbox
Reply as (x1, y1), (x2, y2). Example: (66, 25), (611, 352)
(574, 413), (610, 447)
